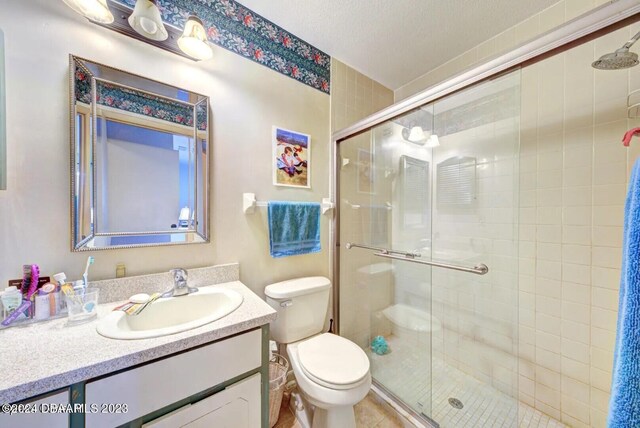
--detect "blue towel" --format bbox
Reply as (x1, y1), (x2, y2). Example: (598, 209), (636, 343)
(268, 201), (321, 258)
(609, 158), (640, 427)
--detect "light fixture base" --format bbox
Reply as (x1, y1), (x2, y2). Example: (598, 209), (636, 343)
(90, 0), (201, 61)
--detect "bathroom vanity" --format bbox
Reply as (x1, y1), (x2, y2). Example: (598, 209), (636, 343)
(0, 264), (276, 428)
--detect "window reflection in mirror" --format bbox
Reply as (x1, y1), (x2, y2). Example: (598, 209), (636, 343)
(70, 56), (209, 250)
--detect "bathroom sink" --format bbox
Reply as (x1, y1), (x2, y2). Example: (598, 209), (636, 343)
(96, 288), (243, 340)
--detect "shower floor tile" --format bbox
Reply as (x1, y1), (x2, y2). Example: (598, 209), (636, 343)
(368, 335), (566, 428)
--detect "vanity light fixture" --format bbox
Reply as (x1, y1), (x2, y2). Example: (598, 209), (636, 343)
(425, 134), (440, 148)
(86, 0), (206, 61)
(178, 15), (213, 61)
(407, 126), (427, 143)
(62, 0), (114, 24)
(128, 0), (168, 41)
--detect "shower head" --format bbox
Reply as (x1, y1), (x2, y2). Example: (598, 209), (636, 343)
(592, 31), (640, 70)
(592, 48), (639, 70)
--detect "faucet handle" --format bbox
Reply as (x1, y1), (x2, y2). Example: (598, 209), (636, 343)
(170, 268), (188, 282)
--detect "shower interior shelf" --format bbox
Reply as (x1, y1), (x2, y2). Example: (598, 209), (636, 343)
(628, 89), (640, 118)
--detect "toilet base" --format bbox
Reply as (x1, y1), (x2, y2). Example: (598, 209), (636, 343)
(289, 390), (314, 428)
(312, 405), (356, 428)
(289, 388), (357, 428)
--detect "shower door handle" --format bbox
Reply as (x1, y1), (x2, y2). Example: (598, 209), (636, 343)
(373, 252), (489, 275)
(344, 242), (421, 258)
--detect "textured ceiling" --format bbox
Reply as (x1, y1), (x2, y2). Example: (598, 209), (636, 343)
(237, 0), (560, 89)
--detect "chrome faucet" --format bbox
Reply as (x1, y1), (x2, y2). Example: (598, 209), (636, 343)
(163, 268), (198, 297)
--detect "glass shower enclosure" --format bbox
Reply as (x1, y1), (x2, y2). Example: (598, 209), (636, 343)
(337, 70), (521, 427)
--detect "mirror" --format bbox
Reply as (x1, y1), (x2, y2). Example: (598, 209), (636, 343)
(399, 155), (429, 228)
(70, 56), (209, 250)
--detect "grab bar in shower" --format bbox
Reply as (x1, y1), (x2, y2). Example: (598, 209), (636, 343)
(344, 242), (421, 258)
(344, 242), (488, 275)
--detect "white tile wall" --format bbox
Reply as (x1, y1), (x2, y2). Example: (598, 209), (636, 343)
(389, 1), (636, 426)
(516, 21), (640, 428)
(336, 4), (639, 426)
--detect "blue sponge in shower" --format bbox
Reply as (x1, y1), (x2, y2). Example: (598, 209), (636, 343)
(371, 336), (390, 355)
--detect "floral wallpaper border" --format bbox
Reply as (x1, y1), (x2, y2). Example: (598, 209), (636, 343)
(116, 0), (331, 94)
(75, 68), (208, 130)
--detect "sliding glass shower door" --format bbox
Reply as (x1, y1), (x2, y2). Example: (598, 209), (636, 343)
(338, 70), (520, 427)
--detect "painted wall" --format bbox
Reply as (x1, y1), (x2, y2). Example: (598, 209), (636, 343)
(0, 0), (330, 296)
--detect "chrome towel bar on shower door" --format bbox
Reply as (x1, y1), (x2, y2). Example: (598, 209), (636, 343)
(344, 242), (489, 275)
(344, 242), (421, 258)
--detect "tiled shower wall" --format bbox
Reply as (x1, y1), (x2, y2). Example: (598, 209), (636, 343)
(395, 0), (612, 102)
(330, 58), (394, 133)
(333, 9), (639, 424)
(330, 58), (395, 343)
(390, 1), (637, 425)
(515, 22), (640, 427)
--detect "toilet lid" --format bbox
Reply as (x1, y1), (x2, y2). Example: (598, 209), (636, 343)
(298, 333), (370, 389)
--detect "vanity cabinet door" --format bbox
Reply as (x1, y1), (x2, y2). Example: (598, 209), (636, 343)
(85, 329), (262, 427)
(0, 389), (70, 428)
(142, 373), (261, 428)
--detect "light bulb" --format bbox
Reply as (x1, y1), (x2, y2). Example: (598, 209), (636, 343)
(178, 16), (213, 61)
(426, 134), (440, 148)
(128, 0), (168, 41)
(407, 126), (427, 143)
(62, 0), (114, 24)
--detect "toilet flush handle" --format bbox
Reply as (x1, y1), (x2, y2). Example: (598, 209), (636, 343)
(280, 300), (293, 307)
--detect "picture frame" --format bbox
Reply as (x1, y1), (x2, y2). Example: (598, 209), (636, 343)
(357, 148), (375, 194)
(272, 126), (311, 188)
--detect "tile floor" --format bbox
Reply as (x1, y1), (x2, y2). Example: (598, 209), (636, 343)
(274, 388), (566, 428)
(368, 335), (567, 428)
(273, 391), (413, 428)
(274, 335), (568, 428)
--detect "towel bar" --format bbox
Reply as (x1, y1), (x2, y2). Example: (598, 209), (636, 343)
(242, 192), (334, 215)
(344, 242), (488, 275)
(374, 252), (489, 275)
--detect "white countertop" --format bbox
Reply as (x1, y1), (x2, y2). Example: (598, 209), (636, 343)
(0, 281), (276, 404)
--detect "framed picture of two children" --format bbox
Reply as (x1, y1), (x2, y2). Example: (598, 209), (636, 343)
(272, 126), (311, 188)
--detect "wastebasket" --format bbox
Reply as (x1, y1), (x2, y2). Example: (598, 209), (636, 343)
(269, 353), (289, 427)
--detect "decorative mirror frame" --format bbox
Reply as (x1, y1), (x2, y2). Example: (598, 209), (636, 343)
(69, 55), (210, 251)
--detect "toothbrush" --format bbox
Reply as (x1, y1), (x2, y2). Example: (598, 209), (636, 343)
(2, 265), (39, 326)
(82, 256), (94, 288)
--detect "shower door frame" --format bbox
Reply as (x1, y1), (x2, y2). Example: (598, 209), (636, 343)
(331, 0), (640, 335)
(330, 1), (640, 426)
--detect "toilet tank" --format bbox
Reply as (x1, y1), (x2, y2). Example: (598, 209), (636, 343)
(265, 277), (331, 344)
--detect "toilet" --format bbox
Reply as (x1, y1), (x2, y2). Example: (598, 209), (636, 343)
(265, 277), (371, 428)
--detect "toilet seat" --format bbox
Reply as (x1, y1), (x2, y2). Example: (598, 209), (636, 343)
(297, 333), (370, 390)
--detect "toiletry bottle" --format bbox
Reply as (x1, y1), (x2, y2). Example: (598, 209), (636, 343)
(53, 272), (72, 311)
(1, 286), (24, 319)
(34, 283), (56, 320)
